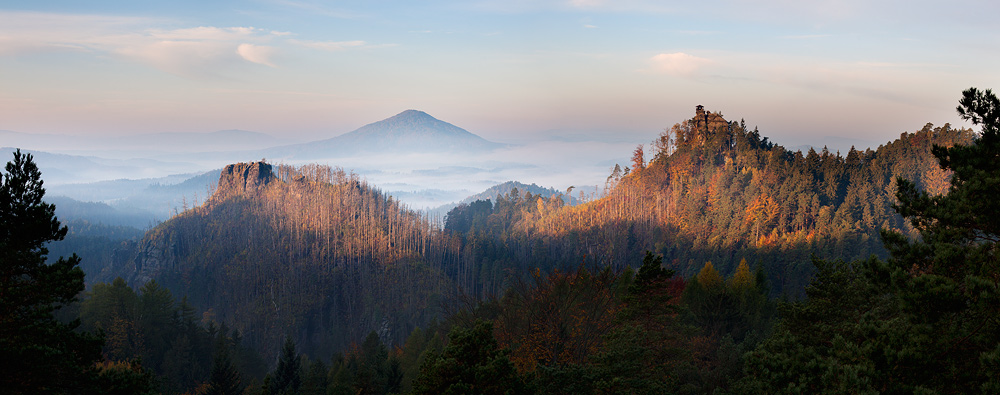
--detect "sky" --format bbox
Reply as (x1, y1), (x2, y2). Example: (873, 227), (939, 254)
(2, 0), (999, 149)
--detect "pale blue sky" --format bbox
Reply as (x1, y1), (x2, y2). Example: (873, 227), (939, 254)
(2, 0), (998, 148)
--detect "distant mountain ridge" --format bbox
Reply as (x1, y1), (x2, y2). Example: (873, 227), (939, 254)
(461, 181), (579, 206)
(264, 110), (506, 159)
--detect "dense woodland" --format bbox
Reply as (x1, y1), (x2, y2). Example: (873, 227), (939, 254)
(443, 111), (971, 296)
(2, 88), (998, 393)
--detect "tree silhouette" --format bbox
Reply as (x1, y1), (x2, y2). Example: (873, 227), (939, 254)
(0, 149), (103, 394)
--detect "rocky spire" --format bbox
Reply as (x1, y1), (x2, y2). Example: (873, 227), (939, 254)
(216, 161), (274, 196)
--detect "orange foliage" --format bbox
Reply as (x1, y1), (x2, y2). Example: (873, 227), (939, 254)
(493, 266), (622, 373)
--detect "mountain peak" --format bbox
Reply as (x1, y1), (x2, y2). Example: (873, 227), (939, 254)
(396, 109), (432, 118)
(261, 110), (505, 159)
(334, 109), (502, 151)
(363, 109), (455, 132)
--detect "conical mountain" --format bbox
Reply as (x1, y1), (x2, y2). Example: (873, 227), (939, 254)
(264, 110), (505, 159)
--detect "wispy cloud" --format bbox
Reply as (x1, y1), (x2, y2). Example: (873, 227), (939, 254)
(675, 30), (722, 36)
(565, 0), (674, 12)
(647, 52), (713, 77)
(289, 39), (368, 51)
(569, 0), (606, 7)
(471, 0), (673, 13)
(780, 34), (833, 39)
(146, 26), (258, 41)
(0, 11), (383, 78)
(0, 12), (148, 55)
(237, 44), (278, 67)
(268, 0), (368, 19)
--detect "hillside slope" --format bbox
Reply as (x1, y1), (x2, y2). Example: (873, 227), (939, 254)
(114, 108), (971, 358)
(442, 108), (973, 295)
(125, 162), (460, 358)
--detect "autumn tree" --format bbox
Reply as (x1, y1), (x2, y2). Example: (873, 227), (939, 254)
(493, 265), (622, 373)
(743, 87), (1000, 392)
(632, 144), (646, 173)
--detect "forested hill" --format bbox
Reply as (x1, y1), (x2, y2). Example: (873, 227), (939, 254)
(443, 108), (974, 295)
(124, 161), (460, 359)
(460, 181), (579, 206)
(114, 109), (971, 361)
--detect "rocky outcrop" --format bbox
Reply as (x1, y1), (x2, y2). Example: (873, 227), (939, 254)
(216, 161), (274, 196)
(694, 105), (730, 133)
(127, 230), (176, 287)
(126, 161), (273, 286)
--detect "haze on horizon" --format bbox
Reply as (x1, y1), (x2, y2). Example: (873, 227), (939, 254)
(2, 0), (998, 150)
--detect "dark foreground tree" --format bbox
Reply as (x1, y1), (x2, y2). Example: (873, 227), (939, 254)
(265, 335), (301, 395)
(744, 88), (1000, 393)
(0, 149), (104, 394)
(206, 331), (245, 395)
(412, 320), (528, 395)
(875, 86), (1000, 391)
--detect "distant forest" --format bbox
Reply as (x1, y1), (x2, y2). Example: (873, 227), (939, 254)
(4, 88), (998, 394)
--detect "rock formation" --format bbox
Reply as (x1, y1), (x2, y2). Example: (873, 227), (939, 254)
(215, 161), (274, 197)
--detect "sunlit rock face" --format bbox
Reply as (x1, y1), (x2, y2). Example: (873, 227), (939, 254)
(216, 161), (274, 196)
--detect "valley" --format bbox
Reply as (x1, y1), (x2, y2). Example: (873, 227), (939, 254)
(7, 93), (1000, 394)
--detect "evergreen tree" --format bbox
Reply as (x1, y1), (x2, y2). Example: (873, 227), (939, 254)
(0, 149), (103, 394)
(299, 358), (327, 395)
(162, 334), (196, 393)
(269, 336), (301, 395)
(743, 87), (1000, 392)
(628, 251), (673, 295)
(386, 355), (403, 394)
(873, 86), (1000, 390)
(206, 332), (244, 395)
(138, 279), (176, 372)
(91, 359), (160, 395)
(327, 353), (354, 395)
(412, 320), (528, 395)
(355, 331), (388, 395)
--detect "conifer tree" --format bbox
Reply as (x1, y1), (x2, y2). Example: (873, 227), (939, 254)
(206, 333), (244, 395)
(874, 87), (1000, 390)
(0, 149), (103, 394)
(412, 320), (527, 395)
(269, 336), (301, 395)
(743, 87), (1000, 393)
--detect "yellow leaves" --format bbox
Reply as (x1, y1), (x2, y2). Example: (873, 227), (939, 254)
(728, 258), (754, 290)
(923, 165), (952, 196)
(697, 261), (722, 289)
(744, 194), (777, 225)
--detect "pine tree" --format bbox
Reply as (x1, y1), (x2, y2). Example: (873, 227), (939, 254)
(0, 149), (103, 394)
(875, 87), (1000, 390)
(743, 88), (1000, 392)
(412, 320), (527, 395)
(269, 336), (301, 395)
(356, 331), (388, 395)
(205, 332), (244, 395)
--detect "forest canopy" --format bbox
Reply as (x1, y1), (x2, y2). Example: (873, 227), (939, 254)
(5, 88), (996, 394)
